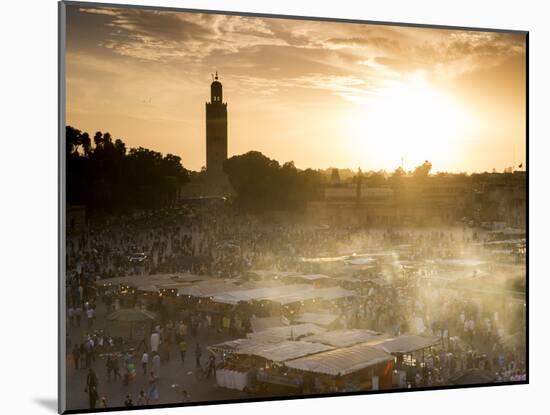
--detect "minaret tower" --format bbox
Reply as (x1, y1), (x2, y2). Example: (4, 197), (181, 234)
(205, 71), (228, 176)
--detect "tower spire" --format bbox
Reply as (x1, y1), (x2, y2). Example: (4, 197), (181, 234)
(206, 71), (227, 174)
(210, 71), (223, 103)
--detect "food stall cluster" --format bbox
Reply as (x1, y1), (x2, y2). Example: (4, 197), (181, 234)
(208, 325), (440, 395)
(92, 245), (525, 392)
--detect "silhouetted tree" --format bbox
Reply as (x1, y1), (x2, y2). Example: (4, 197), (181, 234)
(224, 151), (324, 212)
(365, 171), (387, 187)
(65, 126), (189, 213)
(413, 160), (432, 179)
(330, 168), (341, 185)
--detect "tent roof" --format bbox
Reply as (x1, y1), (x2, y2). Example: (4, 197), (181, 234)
(269, 286), (356, 305)
(209, 337), (280, 353)
(136, 285), (158, 292)
(285, 343), (393, 376)
(95, 273), (212, 290)
(235, 340), (334, 362)
(367, 334), (440, 354)
(290, 274), (331, 281)
(334, 276), (362, 283)
(250, 316), (285, 333)
(312, 286), (356, 301)
(247, 323), (326, 342)
(210, 284), (311, 305)
(435, 259), (487, 268)
(344, 257), (377, 265)
(302, 329), (384, 348)
(177, 279), (248, 297)
(293, 313), (340, 327)
(248, 270), (301, 279)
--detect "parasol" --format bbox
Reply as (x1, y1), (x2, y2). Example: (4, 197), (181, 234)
(106, 309), (158, 341)
(107, 309), (158, 322)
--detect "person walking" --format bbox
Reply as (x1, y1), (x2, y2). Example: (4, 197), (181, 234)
(99, 397), (107, 408)
(68, 306), (74, 328)
(181, 389), (191, 403)
(152, 351), (161, 378)
(150, 330), (160, 354)
(177, 320), (187, 342)
(112, 356), (121, 382)
(146, 371), (159, 404)
(85, 368), (98, 409)
(84, 340), (93, 369)
(165, 320), (174, 344)
(136, 390), (147, 406)
(123, 352), (136, 386)
(124, 395), (134, 407)
(79, 343), (86, 369)
(72, 344), (81, 370)
(75, 306), (82, 328)
(206, 353), (216, 379)
(136, 333), (148, 354)
(195, 343), (202, 369)
(178, 339), (187, 364)
(106, 355), (114, 383)
(86, 305), (95, 329)
(141, 352), (149, 375)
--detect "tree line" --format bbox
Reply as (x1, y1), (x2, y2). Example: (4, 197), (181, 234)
(66, 125), (524, 215)
(223, 151), (326, 211)
(66, 126), (189, 213)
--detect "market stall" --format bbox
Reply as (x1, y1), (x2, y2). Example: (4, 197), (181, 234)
(302, 328), (386, 348)
(366, 334), (441, 387)
(285, 342), (394, 391)
(292, 312), (341, 328)
(247, 323), (326, 342)
(209, 336), (333, 394)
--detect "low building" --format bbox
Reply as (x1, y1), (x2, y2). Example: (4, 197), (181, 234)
(472, 171), (526, 228)
(307, 178), (469, 227)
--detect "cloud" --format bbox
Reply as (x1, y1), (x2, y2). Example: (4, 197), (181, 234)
(70, 5), (525, 108)
(74, 5), (524, 85)
(78, 7), (287, 62)
(326, 37), (371, 46)
(78, 7), (118, 16)
(326, 36), (401, 52)
(66, 6), (526, 173)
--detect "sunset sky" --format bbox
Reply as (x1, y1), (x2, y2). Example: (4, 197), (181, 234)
(65, 4), (526, 173)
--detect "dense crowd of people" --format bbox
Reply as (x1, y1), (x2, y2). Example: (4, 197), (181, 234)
(65, 204), (526, 409)
(66, 205), (494, 287)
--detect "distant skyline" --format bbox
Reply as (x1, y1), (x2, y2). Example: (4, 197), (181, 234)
(65, 5), (526, 173)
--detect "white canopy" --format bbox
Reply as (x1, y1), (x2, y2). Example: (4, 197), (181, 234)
(177, 279), (246, 297)
(344, 257), (377, 265)
(285, 343), (393, 376)
(302, 329), (384, 348)
(210, 284), (311, 305)
(367, 334), (441, 354)
(269, 286), (356, 305)
(209, 284), (355, 305)
(235, 340), (334, 362)
(293, 313), (340, 327)
(247, 323), (326, 342)
(436, 259), (487, 268)
(96, 273), (212, 290)
(290, 274), (331, 281)
(209, 337), (280, 353)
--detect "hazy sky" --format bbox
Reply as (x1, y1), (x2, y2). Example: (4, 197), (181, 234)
(65, 5), (526, 173)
